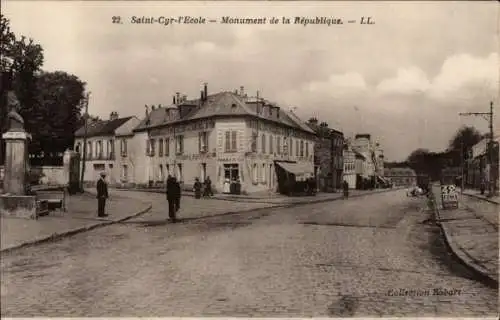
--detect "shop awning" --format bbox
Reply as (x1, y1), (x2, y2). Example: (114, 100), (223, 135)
(276, 161), (314, 179)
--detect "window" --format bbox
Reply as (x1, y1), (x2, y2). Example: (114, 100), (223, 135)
(159, 139), (164, 156)
(146, 139), (155, 156)
(75, 143), (81, 154)
(120, 139), (127, 156)
(277, 137), (281, 154)
(231, 131), (237, 151)
(269, 135), (274, 154)
(252, 164), (258, 184)
(261, 163), (266, 183)
(201, 163), (207, 181)
(199, 132), (209, 153)
(261, 134), (266, 153)
(289, 138), (293, 156)
(224, 163), (239, 181)
(177, 163), (183, 181)
(251, 133), (257, 153)
(87, 141), (92, 158)
(166, 164), (170, 176)
(159, 164), (163, 181)
(121, 165), (128, 181)
(176, 135), (184, 154)
(296, 140), (299, 157)
(165, 138), (170, 156)
(300, 140), (304, 157)
(108, 140), (114, 158)
(305, 142), (309, 158)
(224, 130), (238, 152)
(97, 141), (103, 158)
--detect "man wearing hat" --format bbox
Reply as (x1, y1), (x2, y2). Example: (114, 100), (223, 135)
(96, 172), (109, 217)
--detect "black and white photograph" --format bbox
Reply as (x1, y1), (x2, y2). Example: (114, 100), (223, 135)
(0, 0), (499, 317)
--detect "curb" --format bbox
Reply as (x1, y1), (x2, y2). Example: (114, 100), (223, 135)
(110, 187), (403, 206)
(462, 192), (499, 205)
(431, 192), (498, 289)
(1, 203), (153, 254)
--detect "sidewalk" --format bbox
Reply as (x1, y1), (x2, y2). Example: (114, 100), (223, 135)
(1, 193), (152, 253)
(462, 188), (500, 205)
(431, 186), (498, 288)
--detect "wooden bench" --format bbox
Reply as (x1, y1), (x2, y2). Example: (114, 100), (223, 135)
(36, 188), (66, 212)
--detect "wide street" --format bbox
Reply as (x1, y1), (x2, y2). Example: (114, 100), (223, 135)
(1, 189), (497, 317)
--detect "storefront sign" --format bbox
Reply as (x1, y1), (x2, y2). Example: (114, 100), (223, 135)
(441, 184), (458, 209)
(218, 156), (243, 162)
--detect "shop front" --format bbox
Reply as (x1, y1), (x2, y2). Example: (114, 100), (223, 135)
(275, 160), (315, 196)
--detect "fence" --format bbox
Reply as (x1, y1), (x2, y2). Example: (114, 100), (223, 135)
(0, 165), (65, 186)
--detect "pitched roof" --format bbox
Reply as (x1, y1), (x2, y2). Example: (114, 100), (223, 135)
(75, 117), (132, 137)
(134, 91), (315, 134)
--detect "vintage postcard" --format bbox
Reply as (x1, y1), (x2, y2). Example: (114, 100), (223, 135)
(0, 0), (498, 318)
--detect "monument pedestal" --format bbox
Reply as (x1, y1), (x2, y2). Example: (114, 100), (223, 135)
(2, 130), (31, 195)
(0, 130), (38, 219)
(63, 149), (81, 194)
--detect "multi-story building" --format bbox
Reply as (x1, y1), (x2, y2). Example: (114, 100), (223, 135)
(467, 135), (500, 191)
(351, 133), (388, 188)
(131, 84), (316, 194)
(384, 167), (417, 187)
(306, 118), (344, 191)
(74, 112), (141, 185)
(342, 140), (356, 189)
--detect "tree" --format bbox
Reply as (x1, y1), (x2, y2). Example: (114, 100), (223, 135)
(31, 71), (86, 156)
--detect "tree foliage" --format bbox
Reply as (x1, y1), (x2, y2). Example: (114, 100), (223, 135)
(1, 14), (92, 162)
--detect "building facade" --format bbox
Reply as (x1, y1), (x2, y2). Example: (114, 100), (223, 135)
(342, 142), (356, 189)
(306, 118), (344, 191)
(74, 112), (141, 185)
(130, 85), (316, 194)
(466, 135), (500, 191)
(384, 167), (417, 187)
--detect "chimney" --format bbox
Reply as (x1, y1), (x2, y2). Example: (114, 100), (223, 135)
(200, 90), (204, 102)
(182, 95), (187, 102)
(151, 105), (156, 111)
(109, 111), (119, 120)
(145, 105), (149, 117)
(173, 95), (176, 105)
(158, 104), (162, 109)
(203, 83), (208, 100)
(256, 91), (260, 114)
(176, 92), (180, 105)
(240, 86), (244, 96)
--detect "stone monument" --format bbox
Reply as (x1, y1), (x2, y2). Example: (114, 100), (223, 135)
(2, 91), (31, 194)
(0, 91), (38, 219)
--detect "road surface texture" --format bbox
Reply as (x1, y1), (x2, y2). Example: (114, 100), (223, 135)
(1, 189), (497, 317)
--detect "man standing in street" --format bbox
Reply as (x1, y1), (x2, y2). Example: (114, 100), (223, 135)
(166, 175), (181, 222)
(342, 180), (349, 199)
(96, 172), (109, 217)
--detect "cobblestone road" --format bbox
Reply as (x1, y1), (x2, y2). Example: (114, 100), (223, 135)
(1, 189), (497, 317)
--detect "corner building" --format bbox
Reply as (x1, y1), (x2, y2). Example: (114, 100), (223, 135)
(132, 85), (316, 194)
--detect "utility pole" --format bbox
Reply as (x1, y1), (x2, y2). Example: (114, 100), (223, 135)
(79, 92), (90, 192)
(459, 101), (496, 197)
(460, 140), (464, 194)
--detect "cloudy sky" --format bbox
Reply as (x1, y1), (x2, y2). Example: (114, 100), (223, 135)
(4, 1), (499, 161)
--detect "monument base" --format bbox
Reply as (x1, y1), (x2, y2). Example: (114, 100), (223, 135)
(0, 195), (43, 219)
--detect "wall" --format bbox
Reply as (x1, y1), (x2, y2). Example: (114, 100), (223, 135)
(1, 165), (66, 186)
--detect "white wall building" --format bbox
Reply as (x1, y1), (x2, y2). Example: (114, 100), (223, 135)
(74, 112), (140, 185)
(129, 85), (316, 193)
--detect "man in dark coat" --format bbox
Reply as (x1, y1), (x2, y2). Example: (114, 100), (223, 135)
(342, 180), (349, 199)
(203, 176), (213, 197)
(193, 177), (202, 199)
(96, 172), (109, 217)
(166, 175), (181, 222)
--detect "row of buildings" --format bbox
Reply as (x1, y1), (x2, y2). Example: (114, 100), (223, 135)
(466, 135), (500, 192)
(74, 84), (389, 194)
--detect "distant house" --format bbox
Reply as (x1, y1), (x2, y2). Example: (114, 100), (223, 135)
(74, 112), (141, 185)
(384, 167), (417, 187)
(306, 118), (344, 191)
(467, 135), (500, 190)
